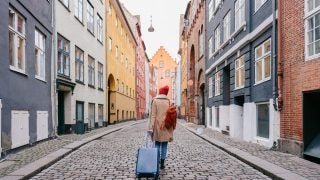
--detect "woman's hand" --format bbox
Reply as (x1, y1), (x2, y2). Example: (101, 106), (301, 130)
(160, 121), (165, 130)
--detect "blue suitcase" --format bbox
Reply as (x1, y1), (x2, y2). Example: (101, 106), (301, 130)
(136, 134), (160, 178)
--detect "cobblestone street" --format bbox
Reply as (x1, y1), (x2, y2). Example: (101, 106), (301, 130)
(31, 121), (270, 179)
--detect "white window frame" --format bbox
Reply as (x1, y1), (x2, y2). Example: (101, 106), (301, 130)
(88, 56), (95, 87)
(74, 0), (83, 22)
(255, 0), (267, 12)
(57, 35), (70, 77)
(208, 0), (214, 21)
(98, 63), (103, 90)
(214, 25), (221, 52)
(209, 36), (214, 58)
(8, 8), (26, 74)
(223, 11), (231, 43)
(256, 102), (270, 139)
(75, 46), (84, 82)
(208, 77), (213, 98)
(87, 1), (94, 34)
(214, 0), (221, 12)
(215, 72), (220, 96)
(305, 1), (320, 59)
(35, 29), (46, 81)
(235, 0), (246, 31)
(235, 56), (245, 89)
(97, 14), (103, 43)
(255, 39), (271, 84)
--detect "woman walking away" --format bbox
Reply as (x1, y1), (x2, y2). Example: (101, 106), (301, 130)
(148, 85), (176, 169)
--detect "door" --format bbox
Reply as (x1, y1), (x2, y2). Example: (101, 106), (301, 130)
(76, 101), (85, 134)
(58, 92), (65, 135)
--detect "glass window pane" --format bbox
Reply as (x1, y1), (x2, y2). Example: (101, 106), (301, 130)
(256, 46), (263, 59)
(315, 40), (320, 54)
(308, 18), (314, 31)
(17, 36), (24, 70)
(256, 60), (262, 82)
(308, 0), (314, 12)
(308, 43), (315, 56)
(315, 27), (320, 40)
(308, 30), (314, 43)
(264, 40), (271, 53)
(9, 31), (15, 66)
(316, 0), (320, 9)
(40, 53), (45, 78)
(9, 10), (15, 28)
(35, 49), (39, 75)
(257, 104), (269, 138)
(315, 13), (320, 27)
(17, 16), (24, 34)
(264, 56), (271, 78)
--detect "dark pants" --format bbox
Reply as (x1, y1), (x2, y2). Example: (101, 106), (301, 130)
(155, 141), (168, 160)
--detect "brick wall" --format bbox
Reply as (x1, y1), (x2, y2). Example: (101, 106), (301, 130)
(278, 0), (320, 155)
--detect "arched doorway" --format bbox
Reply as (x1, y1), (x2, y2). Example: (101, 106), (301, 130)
(197, 69), (205, 125)
(108, 74), (116, 124)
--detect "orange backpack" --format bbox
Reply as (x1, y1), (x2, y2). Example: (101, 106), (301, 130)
(164, 101), (177, 130)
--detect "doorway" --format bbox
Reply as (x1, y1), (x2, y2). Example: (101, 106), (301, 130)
(75, 101), (85, 134)
(57, 92), (65, 135)
(199, 84), (205, 125)
(223, 65), (230, 105)
(303, 91), (320, 161)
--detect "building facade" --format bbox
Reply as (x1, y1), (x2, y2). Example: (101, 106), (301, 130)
(145, 54), (151, 118)
(122, 8), (147, 120)
(149, 64), (158, 102)
(184, 0), (206, 125)
(150, 46), (177, 102)
(205, 0), (279, 148)
(54, 0), (106, 134)
(278, 0), (320, 159)
(0, 0), (53, 151)
(106, 0), (137, 123)
(178, 14), (188, 118)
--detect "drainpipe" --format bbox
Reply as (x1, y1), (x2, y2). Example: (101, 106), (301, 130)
(272, 0), (278, 111)
(51, 0), (58, 137)
(277, 1), (283, 111)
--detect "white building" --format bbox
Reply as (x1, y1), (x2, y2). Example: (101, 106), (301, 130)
(54, 0), (106, 134)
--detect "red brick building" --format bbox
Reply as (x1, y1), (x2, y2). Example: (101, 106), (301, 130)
(183, 0), (205, 125)
(278, 0), (320, 159)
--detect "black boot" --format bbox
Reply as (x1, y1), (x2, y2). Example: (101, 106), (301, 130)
(160, 159), (165, 169)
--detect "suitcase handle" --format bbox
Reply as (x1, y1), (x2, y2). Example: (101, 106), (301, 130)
(145, 131), (155, 148)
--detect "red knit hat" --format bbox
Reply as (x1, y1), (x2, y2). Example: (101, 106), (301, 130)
(159, 85), (169, 95)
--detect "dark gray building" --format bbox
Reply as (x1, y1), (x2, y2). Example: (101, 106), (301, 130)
(0, 0), (53, 153)
(205, 0), (279, 148)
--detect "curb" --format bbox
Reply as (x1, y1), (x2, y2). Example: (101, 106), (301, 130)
(179, 122), (308, 180)
(0, 122), (137, 180)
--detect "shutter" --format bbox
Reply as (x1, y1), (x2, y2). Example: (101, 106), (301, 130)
(37, 111), (48, 141)
(11, 111), (29, 148)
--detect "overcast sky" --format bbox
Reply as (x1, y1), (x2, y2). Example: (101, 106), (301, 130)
(119, 0), (190, 61)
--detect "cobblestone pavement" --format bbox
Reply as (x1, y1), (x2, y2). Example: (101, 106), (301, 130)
(31, 121), (270, 180)
(181, 120), (320, 180)
(0, 120), (135, 177)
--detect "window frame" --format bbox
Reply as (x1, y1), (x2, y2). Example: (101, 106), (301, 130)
(235, 0), (246, 31)
(235, 56), (245, 89)
(215, 71), (220, 96)
(75, 46), (84, 83)
(88, 55), (95, 87)
(208, 77), (213, 98)
(98, 62), (103, 90)
(209, 36), (214, 58)
(305, 1), (320, 59)
(254, 39), (271, 84)
(57, 34), (70, 77)
(74, 0), (83, 22)
(97, 13), (103, 43)
(35, 29), (46, 81)
(86, 1), (94, 34)
(223, 11), (231, 43)
(214, 25), (221, 52)
(254, 0), (267, 12)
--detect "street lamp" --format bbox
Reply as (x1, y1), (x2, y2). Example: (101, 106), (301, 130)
(148, 16), (154, 32)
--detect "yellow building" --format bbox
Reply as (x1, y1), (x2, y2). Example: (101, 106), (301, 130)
(150, 46), (177, 102)
(106, 0), (137, 123)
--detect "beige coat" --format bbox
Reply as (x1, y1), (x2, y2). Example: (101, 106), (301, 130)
(148, 95), (174, 142)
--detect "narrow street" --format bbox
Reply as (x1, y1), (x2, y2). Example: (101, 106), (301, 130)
(31, 122), (270, 179)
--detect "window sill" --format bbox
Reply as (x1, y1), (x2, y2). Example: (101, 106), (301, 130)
(58, 74), (71, 80)
(234, 86), (245, 91)
(35, 75), (47, 83)
(10, 66), (27, 77)
(254, 78), (271, 86)
(88, 84), (96, 89)
(74, 16), (84, 26)
(98, 88), (104, 92)
(232, 23), (247, 40)
(221, 38), (231, 50)
(305, 53), (320, 61)
(97, 39), (103, 46)
(213, 49), (220, 57)
(76, 80), (85, 85)
(214, 94), (221, 97)
(87, 29), (95, 37)
(213, 3), (222, 16)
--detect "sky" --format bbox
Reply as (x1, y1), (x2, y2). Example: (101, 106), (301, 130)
(119, 0), (190, 61)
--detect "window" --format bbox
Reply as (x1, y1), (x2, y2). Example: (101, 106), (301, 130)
(215, 0), (221, 11)
(35, 30), (46, 80)
(159, 61), (164, 68)
(108, 37), (112, 51)
(208, 77), (213, 98)
(9, 9), (26, 73)
(235, 56), (245, 89)
(306, 10), (320, 57)
(215, 71), (220, 96)
(255, 39), (271, 83)
(122, 82), (124, 93)
(97, 14), (103, 43)
(116, 79), (119, 91)
(199, 26), (204, 57)
(235, 0), (245, 30)
(208, 0), (214, 21)
(88, 103), (95, 128)
(98, 104), (103, 125)
(115, 46), (118, 59)
(165, 70), (170, 77)
(223, 11), (231, 42)
(307, 0), (320, 12)
(75, 47), (84, 82)
(57, 35), (70, 76)
(87, 1), (94, 34)
(257, 103), (269, 138)
(255, 0), (267, 12)
(98, 63), (103, 89)
(74, 0), (83, 22)
(214, 25), (221, 52)
(60, 0), (69, 8)
(209, 36), (214, 58)
(88, 56), (95, 86)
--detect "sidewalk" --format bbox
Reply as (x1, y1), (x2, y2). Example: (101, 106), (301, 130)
(0, 120), (138, 179)
(180, 120), (320, 180)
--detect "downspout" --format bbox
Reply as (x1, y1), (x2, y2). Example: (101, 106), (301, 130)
(272, 0), (278, 111)
(277, 1), (283, 111)
(51, 0), (58, 137)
